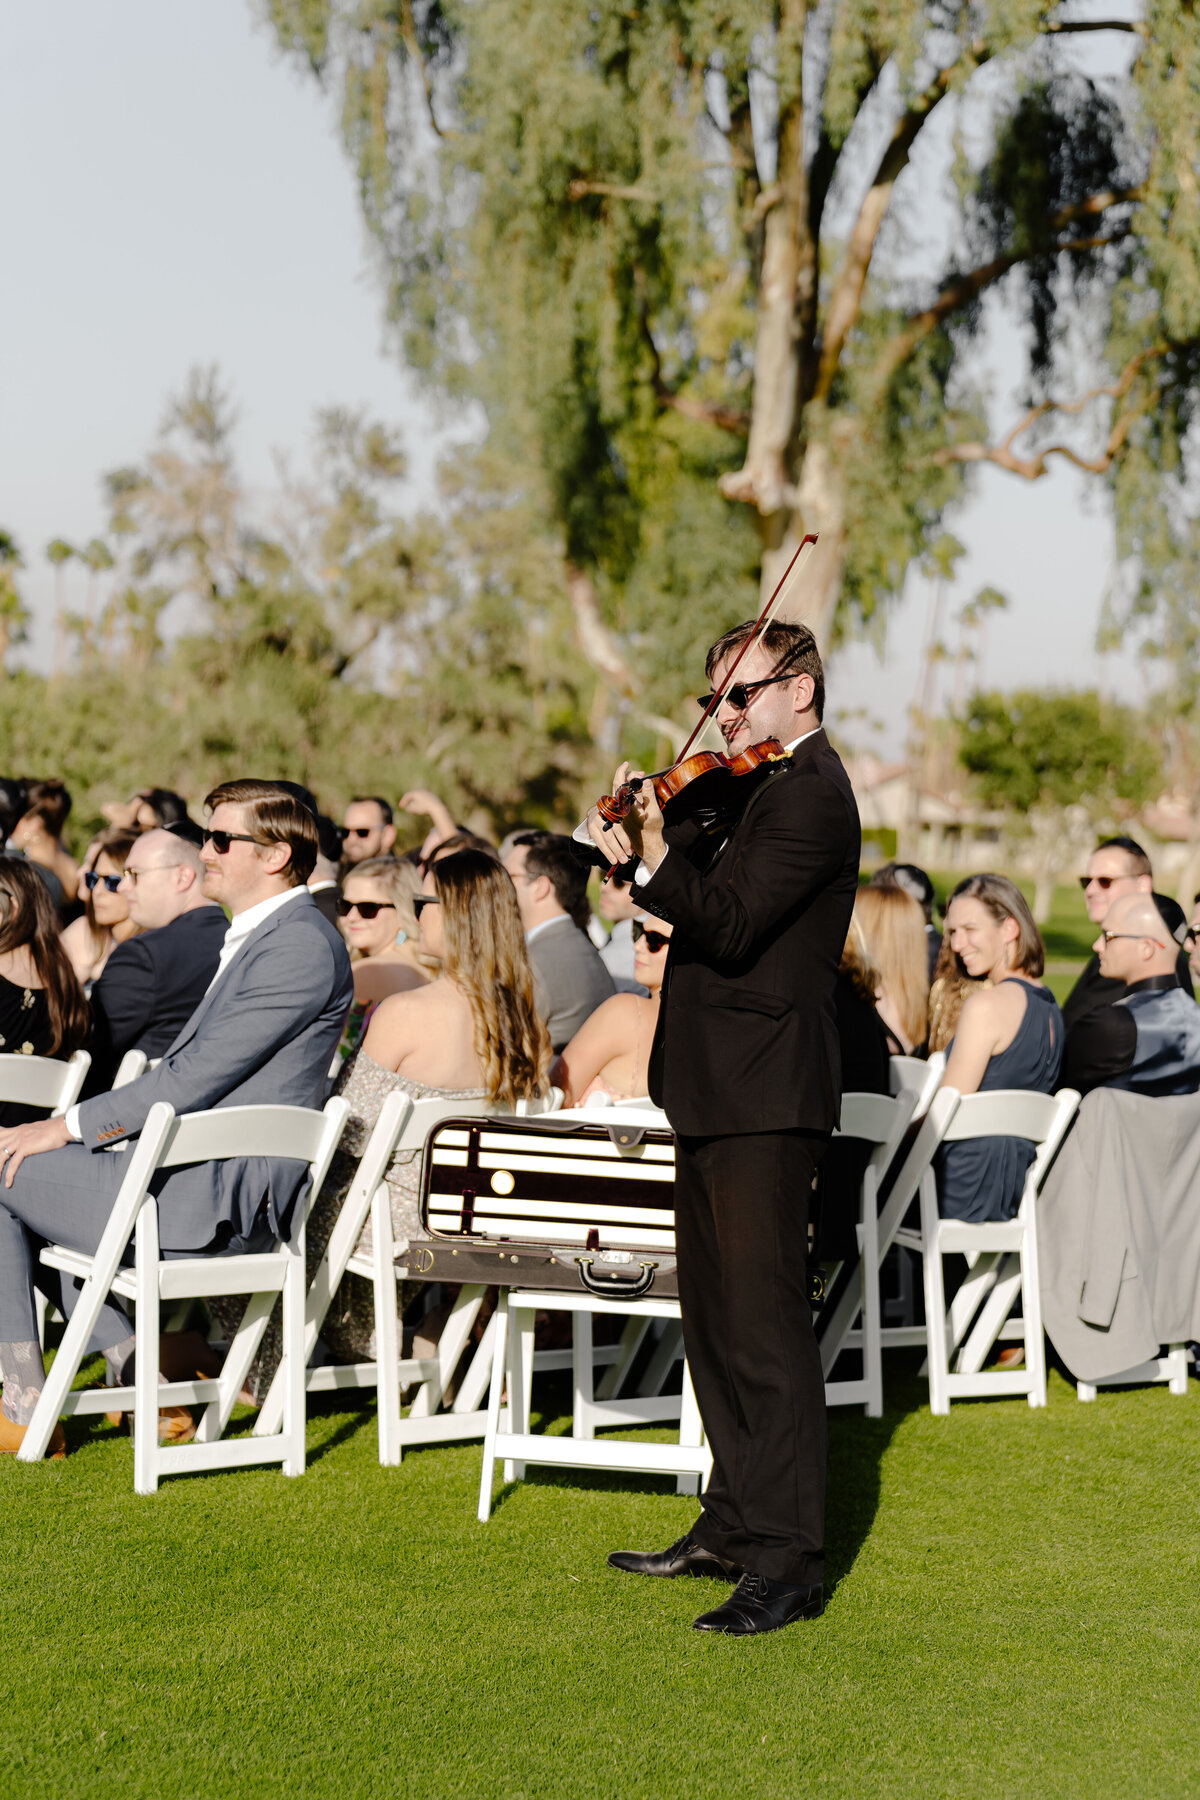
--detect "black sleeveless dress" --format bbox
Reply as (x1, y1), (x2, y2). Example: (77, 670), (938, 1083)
(938, 980), (1063, 1224)
(0, 975), (59, 1129)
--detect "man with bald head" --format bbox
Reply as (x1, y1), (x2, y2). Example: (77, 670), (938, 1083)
(1062, 892), (1200, 1096)
(86, 826), (227, 1089)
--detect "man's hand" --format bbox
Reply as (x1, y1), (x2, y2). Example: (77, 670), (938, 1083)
(0, 1116), (71, 1187)
(586, 763), (667, 874)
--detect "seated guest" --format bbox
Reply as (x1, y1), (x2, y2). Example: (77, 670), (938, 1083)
(502, 831), (615, 1050)
(62, 828), (140, 991)
(0, 781), (353, 1455)
(340, 795), (397, 865)
(1065, 836), (1192, 1028)
(927, 933), (983, 1055)
(595, 863), (649, 993)
(872, 861), (940, 979)
(1062, 893), (1200, 1097)
(1189, 892), (1200, 987)
(308, 816), (343, 927)
(10, 780), (79, 905)
(853, 883), (930, 1055)
(216, 847), (550, 1395)
(835, 917), (892, 1097)
(938, 874), (1063, 1223)
(0, 779), (64, 913)
(338, 856), (432, 1056)
(0, 861), (89, 1126)
(423, 830), (498, 870)
(102, 787), (191, 833)
(85, 829), (227, 1092)
(555, 917), (672, 1106)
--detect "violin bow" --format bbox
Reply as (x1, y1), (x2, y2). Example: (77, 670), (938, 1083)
(675, 533), (819, 762)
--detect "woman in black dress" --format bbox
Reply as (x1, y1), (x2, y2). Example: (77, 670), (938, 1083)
(0, 860), (89, 1127)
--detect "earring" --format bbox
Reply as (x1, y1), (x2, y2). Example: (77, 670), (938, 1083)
(394, 929), (408, 948)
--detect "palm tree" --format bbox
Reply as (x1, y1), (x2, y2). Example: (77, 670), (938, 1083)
(0, 530), (30, 669)
(46, 538), (75, 680)
(79, 538), (115, 657)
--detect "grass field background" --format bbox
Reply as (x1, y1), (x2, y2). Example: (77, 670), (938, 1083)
(5, 1355), (1200, 1800)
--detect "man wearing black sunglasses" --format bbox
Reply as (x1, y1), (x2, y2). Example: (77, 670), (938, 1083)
(0, 779), (352, 1457)
(1064, 836), (1193, 1030)
(588, 617), (859, 1637)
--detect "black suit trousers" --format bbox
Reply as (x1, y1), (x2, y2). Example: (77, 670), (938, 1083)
(675, 1129), (827, 1587)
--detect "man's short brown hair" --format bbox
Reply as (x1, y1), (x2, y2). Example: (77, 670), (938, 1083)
(705, 619), (825, 722)
(203, 779), (318, 887)
(1095, 835), (1152, 880)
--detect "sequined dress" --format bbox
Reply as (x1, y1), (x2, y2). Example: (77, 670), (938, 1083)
(214, 1050), (485, 1400)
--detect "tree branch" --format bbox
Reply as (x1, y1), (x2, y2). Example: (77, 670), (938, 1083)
(872, 188), (1142, 386)
(398, 0), (445, 138)
(567, 179), (658, 204)
(813, 41), (991, 402)
(633, 263), (750, 433)
(1042, 18), (1147, 34)
(932, 344), (1169, 480)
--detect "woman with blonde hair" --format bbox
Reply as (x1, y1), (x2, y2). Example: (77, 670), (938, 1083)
(337, 854), (433, 1056)
(218, 849), (550, 1392)
(852, 883), (930, 1055)
(61, 827), (140, 991)
(938, 872), (1063, 1225)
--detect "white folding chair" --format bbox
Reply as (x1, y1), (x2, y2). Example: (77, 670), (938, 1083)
(113, 1050), (149, 1087)
(890, 1052), (945, 1118)
(0, 1047), (90, 1115)
(922, 1087), (1080, 1413)
(818, 1088), (920, 1416)
(22, 1097), (349, 1490)
(881, 1052), (945, 1331)
(253, 1090), (561, 1463)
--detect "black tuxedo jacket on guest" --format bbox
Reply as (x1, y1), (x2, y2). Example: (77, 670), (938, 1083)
(87, 905), (228, 1091)
(639, 728), (860, 1138)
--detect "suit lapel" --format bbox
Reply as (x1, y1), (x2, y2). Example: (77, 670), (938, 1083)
(162, 904), (290, 1056)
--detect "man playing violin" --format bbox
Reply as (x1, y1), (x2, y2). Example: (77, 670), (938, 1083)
(586, 618), (860, 1636)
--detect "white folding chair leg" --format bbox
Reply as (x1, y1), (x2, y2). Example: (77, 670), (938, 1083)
(133, 1202), (161, 1496)
(573, 1311), (595, 1439)
(281, 1226), (307, 1476)
(503, 1301), (534, 1481)
(197, 1289), (277, 1443)
(955, 1255), (1023, 1376)
(449, 1294), (493, 1415)
(946, 1251), (1002, 1354)
(595, 1314), (652, 1403)
(675, 1359), (706, 1497)
(641, 1320), (684, 1396)
(860, 1170), (882, 1419)
(478, 1292), (509, 1521)
(372, 1191), (403, 1467)
(922, 1228), (951, 1418)
(1020, 1212), (1048, 1408)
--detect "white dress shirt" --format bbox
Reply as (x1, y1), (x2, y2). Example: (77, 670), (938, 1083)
(64, 884), (310, 1141)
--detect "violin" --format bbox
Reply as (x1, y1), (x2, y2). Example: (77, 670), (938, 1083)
(597, 738), (789, 828)
(592, 532), (819, 837)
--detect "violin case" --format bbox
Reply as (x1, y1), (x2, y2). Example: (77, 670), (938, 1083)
(413, 1112), (678, 1299)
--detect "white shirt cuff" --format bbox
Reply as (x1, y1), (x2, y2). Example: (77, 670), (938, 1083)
(64, 1105), (82, 1140)
(633, 849), (667, 887)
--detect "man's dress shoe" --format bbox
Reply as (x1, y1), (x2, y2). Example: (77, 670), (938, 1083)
(608, 1531), (738, 1581)
(693, 1571), (824, 1634)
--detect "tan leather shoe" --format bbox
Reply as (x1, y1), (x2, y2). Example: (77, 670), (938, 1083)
(124, 1405), (196, 1446)
(0, 1411), (66, 1459)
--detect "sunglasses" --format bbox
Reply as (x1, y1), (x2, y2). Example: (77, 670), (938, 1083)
(338, 826), (375, 841)
(202, 829), (261, 855)
(632, 920), (670, 953)
(336, 898), (396, 920)
(83, 871), (124, 893)
(1100, 929), (1165, 949)
(1079, 875), (1127, 892)
(695, 671), (795, 713)
(413, 895), (441, 919)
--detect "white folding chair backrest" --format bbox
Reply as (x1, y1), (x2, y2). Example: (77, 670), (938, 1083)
(160, 1102), (349, 1199)
(113, 1050), (148, 1088)
(940, 1087), (1080, 1196)
(838, 1089), (919, 1166)
(889, 1051), (945, 1120)
(0, 1048), (90, 1115)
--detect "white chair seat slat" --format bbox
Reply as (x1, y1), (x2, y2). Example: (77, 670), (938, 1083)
(0, 1048), (91, 1114)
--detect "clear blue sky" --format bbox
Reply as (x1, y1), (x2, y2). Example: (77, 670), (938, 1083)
(0, 1), (1139, 759)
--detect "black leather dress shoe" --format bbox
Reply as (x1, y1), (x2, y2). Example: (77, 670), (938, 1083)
(607, 1531), (738, 1581)
(693, 1571), (824, 1634)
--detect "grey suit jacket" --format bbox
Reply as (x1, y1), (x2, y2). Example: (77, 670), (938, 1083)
(77, 890), (353, 1251)
(527, 915), (616, 1051)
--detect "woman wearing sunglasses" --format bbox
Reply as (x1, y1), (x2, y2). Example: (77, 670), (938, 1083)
(553, 917), (674, 1108)
(61, 827), (140, 992)
(336, 856), (433, 1058)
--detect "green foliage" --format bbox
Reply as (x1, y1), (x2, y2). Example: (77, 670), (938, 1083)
(958, 686), (1161, 819)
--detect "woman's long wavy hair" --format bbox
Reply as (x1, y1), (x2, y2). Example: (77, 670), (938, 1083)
(0, 860), (89, 1055)
(853, 883), (931, 1049)
(432, 850), (550, 1107)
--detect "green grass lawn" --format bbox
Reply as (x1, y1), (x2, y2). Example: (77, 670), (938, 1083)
(5, 1358), (1200, 1799)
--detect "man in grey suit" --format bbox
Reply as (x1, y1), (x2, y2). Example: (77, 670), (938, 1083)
(0, 780), (353, 1456)
(503, 831), (615, 1051)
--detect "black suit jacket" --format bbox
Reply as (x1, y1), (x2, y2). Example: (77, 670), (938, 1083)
(639, 729), (861, 1137)
(87, 905), (228, 1091)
